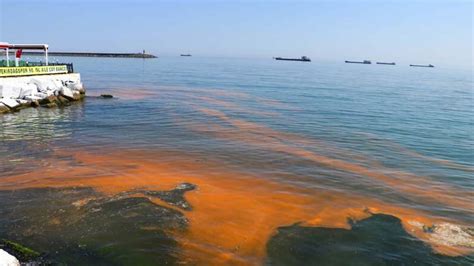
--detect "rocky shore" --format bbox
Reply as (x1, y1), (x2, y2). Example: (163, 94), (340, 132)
(0, 74), (85, 114)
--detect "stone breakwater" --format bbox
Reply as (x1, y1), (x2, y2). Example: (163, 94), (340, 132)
(0, 73), (85, 114)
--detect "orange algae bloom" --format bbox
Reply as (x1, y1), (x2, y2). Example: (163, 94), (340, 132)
(1, 148), (472, 265)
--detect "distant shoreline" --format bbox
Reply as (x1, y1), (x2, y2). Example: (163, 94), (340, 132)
(22, 52), (157, 59)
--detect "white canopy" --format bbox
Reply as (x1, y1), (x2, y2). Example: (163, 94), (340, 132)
(1, 42), (49, 66)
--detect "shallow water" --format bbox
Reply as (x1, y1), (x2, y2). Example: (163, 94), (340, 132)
(0, 57), (473, 265)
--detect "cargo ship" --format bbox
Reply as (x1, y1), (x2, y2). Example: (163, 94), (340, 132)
(345, 60), (371, 64)
(274, 56), (311, 62)
(180, 54), (192, 57)
(410, 64), (434, 68)
(376, 62), (396, 65)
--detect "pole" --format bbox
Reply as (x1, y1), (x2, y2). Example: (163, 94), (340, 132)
(14, 49), (20, 67)
(45, 47), (49, 66)
(6, 48), (9, 67)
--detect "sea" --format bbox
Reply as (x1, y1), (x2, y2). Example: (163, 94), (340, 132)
(0, 56), (473, 265)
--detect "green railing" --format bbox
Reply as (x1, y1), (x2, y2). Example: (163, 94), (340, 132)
(0, 60), (74, 73)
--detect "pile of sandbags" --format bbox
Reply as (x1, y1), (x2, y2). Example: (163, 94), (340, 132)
(0, 77), (85, 113)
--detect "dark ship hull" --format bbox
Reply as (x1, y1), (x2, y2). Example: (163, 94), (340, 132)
(410, 64), (434, 68)
(345, 60), (371, 64)
(274, 57), (311, 62)
(376, 62), (396, 65)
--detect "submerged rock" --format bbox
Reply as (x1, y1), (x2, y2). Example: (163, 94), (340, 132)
(0, 239), (40, 262)
(142, 183), (197, 210)
(266, 214), (474, 265)
(0, 185), (196, 265)
(0, 249), (19, 266)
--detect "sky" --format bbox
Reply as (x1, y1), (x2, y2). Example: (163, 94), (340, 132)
(0, 0), (472, 68)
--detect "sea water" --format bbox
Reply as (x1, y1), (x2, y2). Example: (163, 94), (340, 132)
(0, 57), (472, 265)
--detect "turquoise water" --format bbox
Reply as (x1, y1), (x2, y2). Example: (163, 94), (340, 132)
(0, 57), (473, 265)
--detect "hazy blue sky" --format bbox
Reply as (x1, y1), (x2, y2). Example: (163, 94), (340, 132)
(0, 0), (472, 67)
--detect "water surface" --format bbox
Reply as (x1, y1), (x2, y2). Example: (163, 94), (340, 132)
(1, 57), (473, 265)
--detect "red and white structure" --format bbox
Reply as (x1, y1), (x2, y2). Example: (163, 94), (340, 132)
(0, 42), (49, 66)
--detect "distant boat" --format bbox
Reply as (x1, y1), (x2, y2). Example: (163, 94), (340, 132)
(180, 54), (192, 57)
(376, 62), (396, 65)
(410, 64), (434, 68)
(345, 60), (371, 64)
(274, 56), (311, 62)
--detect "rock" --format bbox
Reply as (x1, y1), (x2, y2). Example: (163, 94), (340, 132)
(1, 240), (40, 262)
(24, 95), (44, 101)
(0, 86), (22, 99)
(29, 79), (48, 93)
(65, 80), (84, 92)
(18, 83), (38, 99)
(39, 96), (61, 108)
(0, 187), (186, 265)
(0, 99), (20, 109)
(0, 249), (20, 266)
(1, 76), (85, 114)
(428, 223), (474, 248)
(51, 79), (63, 90)
(57, 95), (70, 105)
(45, 90), (55, 97)
(38, 95), (57, 105)
(143, 183), (197, 211)
(73, 92), (83, 101)
(30, 100), (40, 108)
(100, 94), (113, 99)
(60, 87), (75, 100)
(33, 92), (48, 99)
(266, 214), (473, 265)
(42, 102), (58, 108)
(0, 103), (10, 114)
(175, 183), (197, 191)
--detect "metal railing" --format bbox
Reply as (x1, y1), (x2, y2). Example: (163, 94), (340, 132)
(0, 60), (74, 73)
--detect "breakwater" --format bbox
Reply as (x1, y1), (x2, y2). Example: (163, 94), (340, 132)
(0, 73), (85, 114)
(23, 52), (157, 58)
